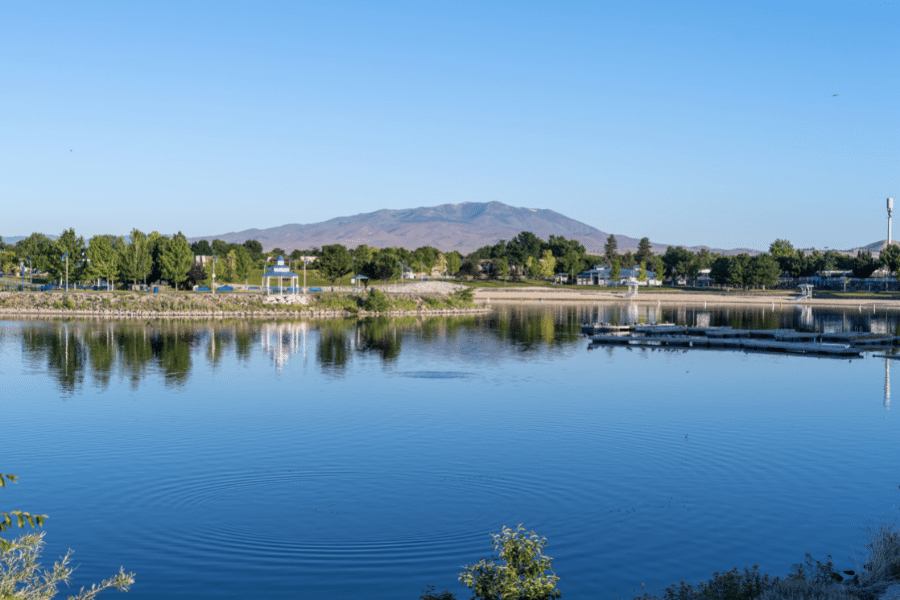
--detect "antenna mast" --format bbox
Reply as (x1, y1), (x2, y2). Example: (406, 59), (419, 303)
(889, 197), (894, 246)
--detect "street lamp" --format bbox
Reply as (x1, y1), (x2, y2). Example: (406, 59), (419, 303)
(62, 252), (69, 291)
(212, 254), (217, 295)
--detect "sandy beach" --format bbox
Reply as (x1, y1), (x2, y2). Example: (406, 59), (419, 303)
(471, 286), (900, 308)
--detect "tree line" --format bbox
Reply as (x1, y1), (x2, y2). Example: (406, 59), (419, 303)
(1, 229), (894, 290)
(0, 230), (269, 290)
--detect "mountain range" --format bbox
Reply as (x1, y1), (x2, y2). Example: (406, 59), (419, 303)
(3, 202), (888, 256)
(189, 202), (674, 255)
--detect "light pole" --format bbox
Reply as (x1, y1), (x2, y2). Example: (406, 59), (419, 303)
(212, 254), (216, 295)
(20, 261), (24, 292)
(27, 258), (32, 287)
(62, 252), (69, 291)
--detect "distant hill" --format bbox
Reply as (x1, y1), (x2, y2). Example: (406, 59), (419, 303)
(1, 234), (56, 245)
(190, 201), (673, 255)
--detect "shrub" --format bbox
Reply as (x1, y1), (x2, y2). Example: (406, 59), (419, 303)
(855, 522), (900, 594)
(363, 289), (390, 312)
(422, 296), (444, 309)
(391, 297), (418, 311)
(420, 586), (456, 600)
(459, 524), (561, 600)
(658, 565), (778, 600)
(758, 577), (857, 600)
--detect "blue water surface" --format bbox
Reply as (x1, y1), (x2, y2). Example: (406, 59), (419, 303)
(1, 303), (899, 599)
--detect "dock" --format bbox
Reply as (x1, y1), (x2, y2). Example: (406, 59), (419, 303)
(584, 325), (896, 357)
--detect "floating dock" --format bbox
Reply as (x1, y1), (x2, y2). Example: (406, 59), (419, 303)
(584, 325), (897, 357)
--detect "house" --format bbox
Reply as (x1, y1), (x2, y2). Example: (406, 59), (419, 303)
(575, 265), (660, 286)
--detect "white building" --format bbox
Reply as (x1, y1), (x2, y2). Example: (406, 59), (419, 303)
(575, 265), (660, 287)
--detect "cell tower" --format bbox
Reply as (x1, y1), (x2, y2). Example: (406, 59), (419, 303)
(889, 197), (894, 246)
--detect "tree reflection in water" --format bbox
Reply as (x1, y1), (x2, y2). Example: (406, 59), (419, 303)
(316, 320), (353, 375)
(19, 304), (899, 395)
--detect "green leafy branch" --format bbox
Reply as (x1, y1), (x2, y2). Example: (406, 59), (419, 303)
(0, 474), (47, 553)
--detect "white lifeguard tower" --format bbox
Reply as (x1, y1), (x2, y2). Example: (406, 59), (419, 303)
(263, 256), (300, 295)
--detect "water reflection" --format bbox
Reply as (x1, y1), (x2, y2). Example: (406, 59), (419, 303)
(260, 321), (308, 373)
(10, 303), (900, 395)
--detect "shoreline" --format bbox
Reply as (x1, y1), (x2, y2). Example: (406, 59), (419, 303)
(472, 286), (900, 308)
(0, 306), (491, 320)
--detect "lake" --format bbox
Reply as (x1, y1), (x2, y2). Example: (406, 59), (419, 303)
(2, 302), (899, 599)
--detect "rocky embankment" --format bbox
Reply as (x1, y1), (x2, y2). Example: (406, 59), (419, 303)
(0, 285), (486, 319)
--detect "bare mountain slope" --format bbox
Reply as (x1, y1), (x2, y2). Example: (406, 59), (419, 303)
(191, 201), (664, 255)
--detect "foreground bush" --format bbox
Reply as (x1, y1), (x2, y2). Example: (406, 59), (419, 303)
(627, 524), (900, 600)
(422, 524), (560, 600)
(1, 473), (134, 599)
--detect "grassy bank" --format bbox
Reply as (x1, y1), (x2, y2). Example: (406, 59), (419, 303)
(0, 288), (478, 317)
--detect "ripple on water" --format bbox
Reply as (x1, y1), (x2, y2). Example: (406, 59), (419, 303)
(397, 371), (473, 379)
(137, 465), (582, 568)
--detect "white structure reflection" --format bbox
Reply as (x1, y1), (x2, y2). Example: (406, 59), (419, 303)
(260, 321), (308, 372)
(885, 357), (891, 410)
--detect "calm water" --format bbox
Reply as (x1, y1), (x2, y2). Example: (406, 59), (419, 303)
(2, 303), (900, 599)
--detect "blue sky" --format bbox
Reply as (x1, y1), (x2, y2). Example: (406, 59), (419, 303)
(1, 1), (897, 251)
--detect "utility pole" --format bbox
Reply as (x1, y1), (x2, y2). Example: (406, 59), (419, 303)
(212, 254), (216, 295)
(63, 252), (69, 292)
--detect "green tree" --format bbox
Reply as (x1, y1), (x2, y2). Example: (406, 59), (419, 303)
(635, 237), (653, 264)
(457, 260), (479, 280)
(242, 239), (263, 261)
(604, 234), (618, 264)
(749, 254), (781, 288)
(852, 249), (879, 279)
(769, 238), (795, 259)
(234, 248), (252, 284)
(147, 232), (167, 284)
(445, 251), (463, 276)
(15, 234), (53, 275)
(413, 246), (441, 272)
(459, 524), (561, 600)
(537, 249), (556, 279)
(649, 255), (665, 281)
(0, 249), (17, 274)
(728, 254), (751, 288)
(159, 233), (193, 290)
(637, 261), (648, 282)
(609, 258), (621, 283)
(118, 229), (152, 286)
(362, 249), (399, 285)
(190, 240), (212, 256)
(211, 239), (231, 258)
(881, 244), (900, 275)
(318, 244), (354, 290)
(351, 245), (374, 265)
(46, 229), (86, 284)
(662, 246), (694, 283)
(507, 232), (543, 269)
(86, 235), (120, 290)
(710, 256), (731, 285)
(524, 256), (535, 279)
(495, 257), (510, 281)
